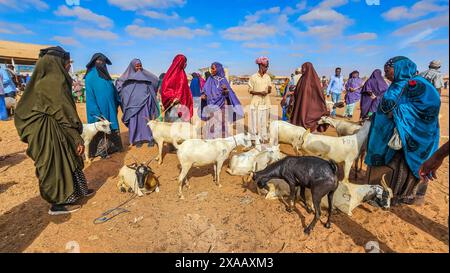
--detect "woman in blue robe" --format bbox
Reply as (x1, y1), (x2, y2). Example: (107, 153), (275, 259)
(365, 56), (441, 206)
(116, 59), (159, 148)
(84, 53), (123, 159)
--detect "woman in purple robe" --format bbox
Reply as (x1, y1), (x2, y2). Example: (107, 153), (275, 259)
(359, 69), (389, 120)
(116, 59), (159, 148)
(201, 62), (243, 139)
(344, 70), (364, 119)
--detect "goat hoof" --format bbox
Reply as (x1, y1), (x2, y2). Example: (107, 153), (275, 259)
(303, 228), (311, 235)
(306, 208), (313, 214)
(325, 222), (331, 229)
(286, 207), (293, 213)
(217, 184), (223, 188)
(120, 187), (126, 193)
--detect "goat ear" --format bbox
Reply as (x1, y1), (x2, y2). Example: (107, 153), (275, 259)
(130, 154), (140, 165)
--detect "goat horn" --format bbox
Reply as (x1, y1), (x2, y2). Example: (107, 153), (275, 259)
(145, 157), (155, 166)
(129, 154), (139, 165)
(380, 174), (389, 190)
(94, 115), (103, 121)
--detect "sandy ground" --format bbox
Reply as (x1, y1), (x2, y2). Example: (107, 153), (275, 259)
(0, 86), (448, 253)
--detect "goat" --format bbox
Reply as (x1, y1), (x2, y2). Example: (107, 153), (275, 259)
(147, 120), (198, 165)
(318, 116), (366, 179)
(318, 116), (362, 137)
(174, 133), (252, 199)
(117, 156), (160, 197)
(250, 156), (338, 235)
(227, 144), (286, 176)
(81, 117), (112, 163)
(269, 120), (306, 147)
(263, 175), (393, 217)
(294, 120), (371, 183)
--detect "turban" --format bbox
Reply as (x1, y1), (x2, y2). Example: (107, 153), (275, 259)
(256, 56), (269, 66)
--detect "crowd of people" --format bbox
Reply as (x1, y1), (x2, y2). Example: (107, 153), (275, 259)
(1, 44), (448, 215)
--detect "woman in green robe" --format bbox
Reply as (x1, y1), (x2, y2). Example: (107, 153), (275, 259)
(14, 46), (94, 215)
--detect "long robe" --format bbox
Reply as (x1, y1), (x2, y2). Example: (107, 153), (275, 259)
(345, 76), (363, 104)
(14, 53), (84, 205)
(85, 68), (121, 130)
(290, 62), (329, 132)
(365, 57), (441, 179)
(360, 69), (389, 119)
(116, 59), (159, 145)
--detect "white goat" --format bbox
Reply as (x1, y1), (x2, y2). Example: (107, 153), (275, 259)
(174, 133), (252, 199)
(81, 117), (112, 163)
(227, 143), (286, 176)
(148, 120), (199, 165)
(269, 120), (306, 147)
(318, 116), (362, 137)
(294, 120), (371, 183)
(117, 163), (160, 197)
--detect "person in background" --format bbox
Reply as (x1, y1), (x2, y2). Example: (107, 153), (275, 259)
(25, 74), (31, 84)
(360, 69), (389, 120)
(1, 65), (17, 98)
(201, 62), (243, 139)
(290, 62), (329, 132)
(327, 67), (345, 117)
(281, 77), (295, 121)
(365, 56), (441, 206)
(344, 70), (364, 119)
(0, 68), (8, 121)
(321, 76), (328, 96)
(419, 141), (449, 182)
(116, 59), (159, 148)
(14, 46), (94, 215)
(190, 72), (203, 110)
(205, 71), (212, 81)
(293, 67), (302, 85)
(420, 60), (444, 95)
(84, 53), (123, 160)
(161, 54), (193, 123)
(248, 56), (274, 142)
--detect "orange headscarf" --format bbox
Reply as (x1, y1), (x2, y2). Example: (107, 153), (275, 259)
(161, 54), (193, 120)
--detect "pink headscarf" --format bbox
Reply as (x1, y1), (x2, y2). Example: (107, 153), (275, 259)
(256, 56), (269, 66)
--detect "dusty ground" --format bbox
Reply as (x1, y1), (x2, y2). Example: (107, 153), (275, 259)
(0, 86), (448, 253)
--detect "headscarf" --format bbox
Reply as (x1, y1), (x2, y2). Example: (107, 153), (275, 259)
(256, 56), (269, 66)
(290, 62), (329, 132)
(360, 69), (389, 119)
(201, 62), (243, 121)
(85, 53), (112, 80)
(429, 60), (441, 69)
(161, 54), (193, 120)
(365, 56), (441, 178)
(116, 59), (159, 125)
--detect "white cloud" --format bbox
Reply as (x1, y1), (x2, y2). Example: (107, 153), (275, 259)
(242, 42), (272, 49)
(244, 7), (281, 24)
(132, 18), (145, 25)
(75, 28), (119, 40)
(126, 25), (212, 39)
(221, 23), (277, 41)
(53, 36), (81, 46)
(184, 17), (197, 24)
(392, 13), (449, 35)
(0, 21), (33, 34)
(0, 0), (48, 11)
(298, 7), (353, 37)
(382, 0), (448, 21)
(411, 38), (449, 48)
(107, 0), (186, 11)
(55, 6), (114, 29)
(141, 10), (180, 20)
(399, 28), (437, 49)
(318, 0), (349, 8)
(348, 32), (377, 40)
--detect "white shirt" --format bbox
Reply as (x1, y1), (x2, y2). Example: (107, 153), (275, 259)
(248, 72), (273, 106)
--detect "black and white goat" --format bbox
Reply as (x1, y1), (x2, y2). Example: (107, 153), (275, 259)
(117, 156), (160, 197)
(249, 156), (339, 235)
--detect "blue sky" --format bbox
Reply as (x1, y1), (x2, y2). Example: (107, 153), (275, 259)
(0, 0), (448, 77)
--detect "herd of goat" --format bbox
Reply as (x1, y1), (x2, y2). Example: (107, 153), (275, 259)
(81, 116), (393, 234)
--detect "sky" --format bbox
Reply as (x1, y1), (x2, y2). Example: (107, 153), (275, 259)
(0, 0), (449, 77)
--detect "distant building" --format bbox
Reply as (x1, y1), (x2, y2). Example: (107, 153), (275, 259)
(0, 40), (50, 75)
(198, 66), (229, 81)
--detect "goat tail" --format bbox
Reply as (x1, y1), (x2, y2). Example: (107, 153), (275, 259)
(172, 139), (180, 150)
(328, 159), (338, 175)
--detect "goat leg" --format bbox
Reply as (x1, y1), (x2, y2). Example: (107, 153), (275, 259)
(325, 190), (335, 229)
(286, 182), (296, 213)
(304, 193), (322, 235)
(85, 141), (91, 163)
(300, 186), (313, 214)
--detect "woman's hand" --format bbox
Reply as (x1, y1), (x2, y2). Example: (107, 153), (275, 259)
(419, 156), (443, 182)
(76, 144), (85, 156)
(201, 94), (207, 100)
(370, 94), (377, 100)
